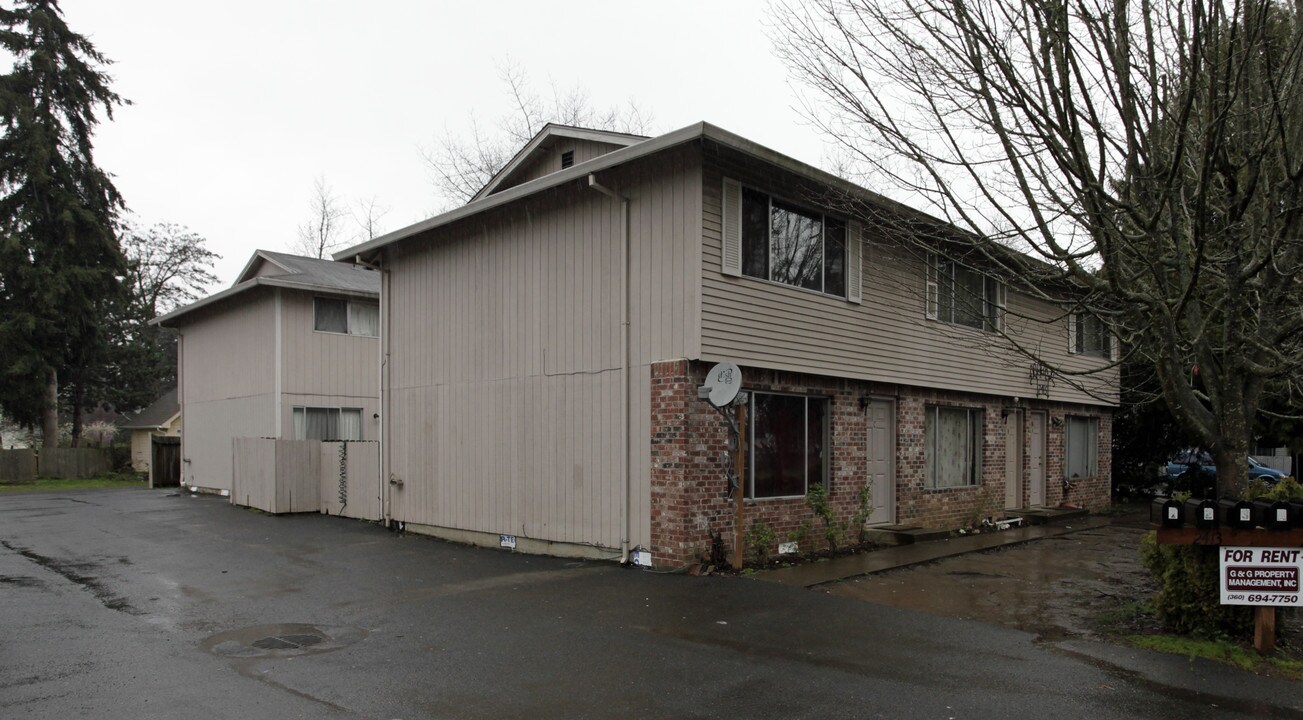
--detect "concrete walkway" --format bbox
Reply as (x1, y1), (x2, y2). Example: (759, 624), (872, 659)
(759, 515), (1113, 588)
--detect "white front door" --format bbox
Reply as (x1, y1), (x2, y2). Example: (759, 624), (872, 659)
(1029, 411), (1047, 506)
(866, 399), (895, 525)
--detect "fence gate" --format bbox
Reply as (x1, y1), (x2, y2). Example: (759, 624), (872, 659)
(151, 436), (181, 487)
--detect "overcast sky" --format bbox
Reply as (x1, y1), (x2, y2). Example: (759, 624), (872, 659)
(61, 1), (835, 288)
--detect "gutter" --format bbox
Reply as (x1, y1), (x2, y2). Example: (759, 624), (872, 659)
(587, 173), (633, 564)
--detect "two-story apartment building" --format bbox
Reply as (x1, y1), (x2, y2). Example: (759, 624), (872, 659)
(336, 122), (1117, 568)
(155, 250), (380, 495)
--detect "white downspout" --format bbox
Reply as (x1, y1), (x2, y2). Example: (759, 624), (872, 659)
(354, 253), (389, 526)
(588, 173), (632, 564)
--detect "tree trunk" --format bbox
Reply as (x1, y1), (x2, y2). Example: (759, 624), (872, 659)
(69, 383), (83, 449)
(1213, 406), (1251, 498)
(42, 370), (58, 448)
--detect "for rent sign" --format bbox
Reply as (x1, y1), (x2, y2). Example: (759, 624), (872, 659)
(1220, 547), (1303, 606)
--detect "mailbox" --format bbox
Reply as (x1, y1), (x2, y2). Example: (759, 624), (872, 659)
(1218, 498), (1255, 529)
(1151, 497), (1184, 528)
(1184, 498), (1218, 528)
(1252, 499), (1293, 530)
(1289, 501), (1303, 527)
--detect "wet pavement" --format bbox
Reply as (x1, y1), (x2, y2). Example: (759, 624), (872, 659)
(2, 488), (1300, 719)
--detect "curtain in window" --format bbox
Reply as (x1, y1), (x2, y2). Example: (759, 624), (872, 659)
(314, 298), (348, 333)
(349, 302), (379, 337)
(338, 409), (363, 441)
(928, 407), (981, 488)
(1066, 417), (1097, 478)
(302, 408), (335, 441)
(293, 408), (306, 440)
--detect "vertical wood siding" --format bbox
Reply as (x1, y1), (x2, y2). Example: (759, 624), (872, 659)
(178, 291), (277, 490)
(699, 148), (1117, 406)
(385, 148), (700, 550)
(279, 292), (380, 399)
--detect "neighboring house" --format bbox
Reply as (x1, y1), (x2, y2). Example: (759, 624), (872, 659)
(336, 121), (1119, 568)
(120, 388), (181, 479)
(154, 250), (380, 494)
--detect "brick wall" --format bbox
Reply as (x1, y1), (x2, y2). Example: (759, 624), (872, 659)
(647, 360), (1113, 567)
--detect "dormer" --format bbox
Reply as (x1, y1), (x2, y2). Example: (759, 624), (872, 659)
(471, 124), (647, 202)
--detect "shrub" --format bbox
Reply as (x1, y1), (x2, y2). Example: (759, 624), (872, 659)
(745, 520), (777, 563)
(805, 484), (845, 551)
(1140, 532), (1253, 638)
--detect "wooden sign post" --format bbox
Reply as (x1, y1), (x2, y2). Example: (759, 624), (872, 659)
(732, 400), (747, 570)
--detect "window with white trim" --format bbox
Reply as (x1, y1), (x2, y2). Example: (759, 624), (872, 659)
(746, 392), (829, 498)
(721, 178), (862, 303)
(926, 255), (1004, 332)
(1065, 415), (1099, 479)
(314, 297), (379, 337)
(1070, 313), (1112, 358)
(925, 406), (983, 488)
(292, 407), (363, 441)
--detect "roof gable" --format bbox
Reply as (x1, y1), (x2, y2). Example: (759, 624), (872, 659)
(155, 250), (379, 327)
(471, 124), (646, 202)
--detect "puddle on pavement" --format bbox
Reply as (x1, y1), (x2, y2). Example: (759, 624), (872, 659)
(826, 525), (1155, 642)
(202, 623), (367, 659)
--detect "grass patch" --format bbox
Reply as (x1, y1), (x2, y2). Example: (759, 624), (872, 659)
(0, 472), (147, 494)
(1129, 634), (1303, 680)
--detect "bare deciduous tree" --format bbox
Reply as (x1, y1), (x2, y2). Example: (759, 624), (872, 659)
(422, 60), (655, 207)
(295, 176), (348, 259)
(352, 196), (390, 243)
(120, 220), (220, 318)
(771, 0), (1303, 494)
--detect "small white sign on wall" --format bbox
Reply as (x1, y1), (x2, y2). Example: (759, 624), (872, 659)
(499, 534), (517, 550)
(778, 541), (799, 555)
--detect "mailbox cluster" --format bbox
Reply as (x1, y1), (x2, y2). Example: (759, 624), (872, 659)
(1152, 497), (1303, 530)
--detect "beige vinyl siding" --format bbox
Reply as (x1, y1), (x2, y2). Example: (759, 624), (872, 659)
(505, 139), (632, 191)
(385, 148), (701, 550)
(700, 150), (1117, 406)
(177, 291), (277, 490)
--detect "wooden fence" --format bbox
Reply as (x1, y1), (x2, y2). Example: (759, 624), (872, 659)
(232, 438), (381, 520)
(0, 449), (36, 483)
(0, 447), (111, 482)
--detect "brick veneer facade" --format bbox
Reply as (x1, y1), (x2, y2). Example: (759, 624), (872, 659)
(648, 359), (1113, 568)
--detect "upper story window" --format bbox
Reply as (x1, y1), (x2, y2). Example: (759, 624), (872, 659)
(1070, 313), (1112, 359)
(314, 297), (379, 337)
(742, 188), (846, 296)
(720, 178), (862, 303)
(926, 255), (1004, 332)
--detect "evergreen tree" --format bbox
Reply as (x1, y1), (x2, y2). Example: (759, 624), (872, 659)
(0, 0), (128, 446)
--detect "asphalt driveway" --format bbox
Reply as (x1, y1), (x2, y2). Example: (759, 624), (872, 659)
(1, 488), (1298, 719)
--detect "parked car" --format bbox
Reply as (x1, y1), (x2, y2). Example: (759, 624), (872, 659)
(1160, 450), (1290, 487)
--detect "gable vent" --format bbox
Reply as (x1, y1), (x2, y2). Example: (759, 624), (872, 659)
(561, 150), (574, 169)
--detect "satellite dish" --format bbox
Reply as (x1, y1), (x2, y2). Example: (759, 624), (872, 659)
(702, 362), (743, 407)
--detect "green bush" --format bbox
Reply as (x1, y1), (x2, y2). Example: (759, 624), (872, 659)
(745, 520), (777, 563)
(1140, 532), (1253, 638)
(805, 484), (845, 551)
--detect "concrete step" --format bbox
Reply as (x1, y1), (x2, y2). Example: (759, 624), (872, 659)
(861, 524), (953, 546)
(1017, 506), (1089, 525)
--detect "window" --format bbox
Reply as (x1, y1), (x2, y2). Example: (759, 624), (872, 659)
(926, 256), (1004, 332)
(292, 407), (363, 441)
(741, 188), (847, 296)
(747, 392), (829, 498)
(314, 297), (379, 337)
(925, 406), (983, 488)
(560, 149), (574, 169)
(1065, 416), (1098, 479)
(1071, 313), (1112, 358)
